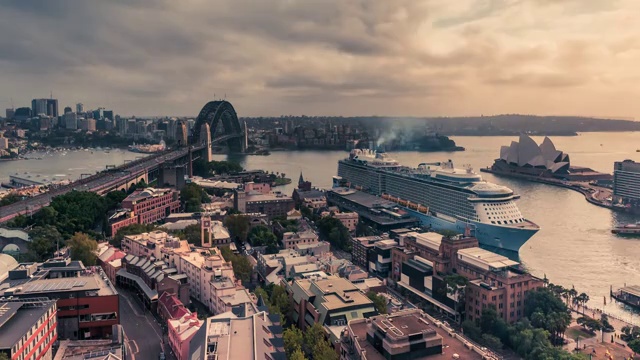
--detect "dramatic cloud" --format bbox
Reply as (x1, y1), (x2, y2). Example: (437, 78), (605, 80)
(0, 0), (639, 118)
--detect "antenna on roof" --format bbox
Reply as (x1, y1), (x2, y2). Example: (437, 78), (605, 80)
(50, 91), (53, 99)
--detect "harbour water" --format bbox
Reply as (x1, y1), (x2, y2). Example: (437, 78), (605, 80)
(1, 132), (640, 320)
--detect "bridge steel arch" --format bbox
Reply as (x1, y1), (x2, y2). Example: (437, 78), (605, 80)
(191, 100), (244, 152)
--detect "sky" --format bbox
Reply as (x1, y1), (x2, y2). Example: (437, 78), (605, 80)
(1, 0), (639, 118)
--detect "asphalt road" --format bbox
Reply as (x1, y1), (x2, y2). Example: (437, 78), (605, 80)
(119, 290), (164, 360)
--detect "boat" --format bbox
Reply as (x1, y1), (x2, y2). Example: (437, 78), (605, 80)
(337, 149), (540, 253)
(611, 285), (640, 310)
(611, 222), (640, 236)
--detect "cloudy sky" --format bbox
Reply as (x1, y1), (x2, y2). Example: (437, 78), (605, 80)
(1, 0), (639, 118)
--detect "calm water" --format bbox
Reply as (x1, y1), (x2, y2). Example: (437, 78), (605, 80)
(2, 133), (640, 320)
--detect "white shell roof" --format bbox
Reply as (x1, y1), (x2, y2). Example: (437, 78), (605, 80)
(500, 135), (569, 172)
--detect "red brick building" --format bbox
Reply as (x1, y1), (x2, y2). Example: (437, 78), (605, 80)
(0, 299), (57, 360)
(109, 188), (181, 235)
(1, 258), (119, 340)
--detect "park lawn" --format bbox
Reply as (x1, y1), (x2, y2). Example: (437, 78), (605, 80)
(566, 326), (596, 340)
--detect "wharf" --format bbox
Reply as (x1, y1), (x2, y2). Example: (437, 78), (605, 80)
(480, 167), (616, 211)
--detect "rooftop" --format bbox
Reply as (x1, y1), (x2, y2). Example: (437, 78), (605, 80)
(457, 247), (519, 271)
(244, 192), (293, 202)
(347, 310), (486, 360)
(2, 265), (117, 297)
(124, 187), (175, 203)
(0, 300), (56, 349)
(168, 312), (203, 342)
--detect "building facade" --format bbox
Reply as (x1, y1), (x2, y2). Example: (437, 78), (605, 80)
(0, 299), (57, 360)
(614, 159), (640, 207)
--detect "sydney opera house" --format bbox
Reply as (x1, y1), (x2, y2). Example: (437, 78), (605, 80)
(490, 135), (611, 181)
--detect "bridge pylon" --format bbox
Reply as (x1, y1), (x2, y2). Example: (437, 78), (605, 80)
(200, 123), (213, 162)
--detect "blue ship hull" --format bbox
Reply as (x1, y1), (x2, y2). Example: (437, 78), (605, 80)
(402, 208), (538, 254)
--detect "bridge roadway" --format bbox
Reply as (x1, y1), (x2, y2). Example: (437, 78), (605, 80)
(0, 147), (201, 224)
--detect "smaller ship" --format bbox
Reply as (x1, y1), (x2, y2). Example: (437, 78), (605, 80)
(611, 222), (640, 236)
(128, 140), (166, 154)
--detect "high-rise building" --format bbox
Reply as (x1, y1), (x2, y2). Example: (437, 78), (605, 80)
(92, 108), (104, 120)
(46, 99), (58, 117)
(613, 160), (640, 207)
(31, 98), (48, 116)
(64, 112), (78, 130)
(13, 107), (32, 121)
(103, 110), (114, 121)
(76, 103), (84, 113)
(5, 108), (14, 119)
(64, 106), (72, 114)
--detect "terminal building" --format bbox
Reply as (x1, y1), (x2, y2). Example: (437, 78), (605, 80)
(613, 159), (640, 208)
(0, 258), (120, 340)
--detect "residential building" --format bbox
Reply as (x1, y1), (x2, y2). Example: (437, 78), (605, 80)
(1, 258), (119, 340)
(282, 230), (319, 249)
(111, 188), (180, 232)
(169, 311), (203, 360)
(234, 188), (295, 220)
(286, 275), (377, 343)
(96, 243), (126, 283)
(0, 299), (57, 360)
(351, 235), (390, 270)
(188, 310), (285, 360)
(613, 159), (640, 207)
(332, 212), (359, 232)
(392, 232), (543, 323)
(294, 240), (331, 256)
(158, 291), (190, 323)
(340, 309), (489, 360)
(121, 231), (186, 259)
(256, 249), (318, 285)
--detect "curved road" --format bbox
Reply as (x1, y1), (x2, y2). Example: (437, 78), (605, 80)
(0, 147), (197, 223)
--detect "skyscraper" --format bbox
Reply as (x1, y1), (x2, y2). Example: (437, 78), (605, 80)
(64, 106), (72, 114)
(31, 98), (47, 116)
(76, 103), (84, 113)
(46, 99), (58, 117)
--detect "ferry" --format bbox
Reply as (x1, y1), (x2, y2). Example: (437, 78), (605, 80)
(337, 149), (540, 253)
(611, 222), (640, 236)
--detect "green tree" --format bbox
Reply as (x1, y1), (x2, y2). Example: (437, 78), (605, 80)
(180, 183), (210, 212)
(182, 224), (202, 245)
(481, 334), (503, 350)
(628, 338), (640, 354)
(283, 327), (304, 357)
(312, 340), (339, 360)
(112, 223), (156, 247)
(219, 246), (253, 283)
(289, 349), (307, 360)
(303, 323), (326, 358)
(0, 351), (10, 360)
(67, 232), (98, 266)
(462, 320), (482, 341)
(105, 190), (128, 210)
(248, 225), (279, 253)
(367, 291), (387, 314)
(442, 274), (468, 322)
(49, 191), (108, 237)
(224, 215), (251, 242)
(27, 225), (63, 261)
(316, 216), (351, 251)
(269, 284), (292, 324)
(0, 193), (23, 206)
(32, 206), (58, 226)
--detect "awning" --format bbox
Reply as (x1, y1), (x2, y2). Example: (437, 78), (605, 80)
(116, 269), (158, 301)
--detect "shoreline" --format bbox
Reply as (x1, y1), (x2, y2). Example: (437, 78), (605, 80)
(480, 167), (620, 212)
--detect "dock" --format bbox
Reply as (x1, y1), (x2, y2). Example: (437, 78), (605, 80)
(611, 285), (640, 310)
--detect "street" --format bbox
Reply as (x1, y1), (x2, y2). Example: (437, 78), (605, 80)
(119, 290), (165, 360)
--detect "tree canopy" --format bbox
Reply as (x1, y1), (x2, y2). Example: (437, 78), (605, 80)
(193, 159), (244, 177)
(112, 223), (157, 247)
(316, 216), (351, 251)
(223, 215), (251, 243)
(27, 225), (63, 261)
(180, 183), (210, 212)
(219, 246), (253, 284)
(248, 225), (279, 253)
(367, 291), (387, 315)
(67, 232), (98, 266)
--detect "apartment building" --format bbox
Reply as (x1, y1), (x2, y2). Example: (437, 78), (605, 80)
(109, 188), (181, 235)
(0, 299), (57, 360)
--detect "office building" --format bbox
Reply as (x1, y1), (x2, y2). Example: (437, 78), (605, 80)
(1, 258), (119, 340)
(103, 110), (113, 121)
(340, 309), (488, 360)
(188, 310), (285, 360)
(286, 275), (377, 342)
(110, 188), (180, 235)
(234, 187), (295, 220)
(282, 230), (319, 250)
(0, 299), (58, 360)
(51, 325), (126, 360)
(613, 159), (640, 208)
(64, 106), (72, 114)
(31, 98), (48, 116)
(64, 112), (77, 130)
(392, 232), (543, 323)
(5, 108), (14, 119)
(13, 107), (32, 122)
(351, 235), (390, 270)
(256, 249), (318, 285)
(75, 103), (84, 113)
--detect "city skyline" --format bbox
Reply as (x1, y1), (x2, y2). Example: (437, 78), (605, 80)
(1, 1), (640, 119)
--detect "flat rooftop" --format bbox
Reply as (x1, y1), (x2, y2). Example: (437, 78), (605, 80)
(349, 311), (485, 360)
(328, 190), (419, 226)
(457, 247), (519, 271)
(2, 272), (117, 297)
(0, 301), (54, 349)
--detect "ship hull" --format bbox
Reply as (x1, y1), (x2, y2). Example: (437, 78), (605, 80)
(402, 207), (538, 254)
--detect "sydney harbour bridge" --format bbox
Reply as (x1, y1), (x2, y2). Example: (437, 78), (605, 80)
(0, 100), (247, 223)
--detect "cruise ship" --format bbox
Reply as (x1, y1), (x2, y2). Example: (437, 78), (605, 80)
(337, 149), (539, 253)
